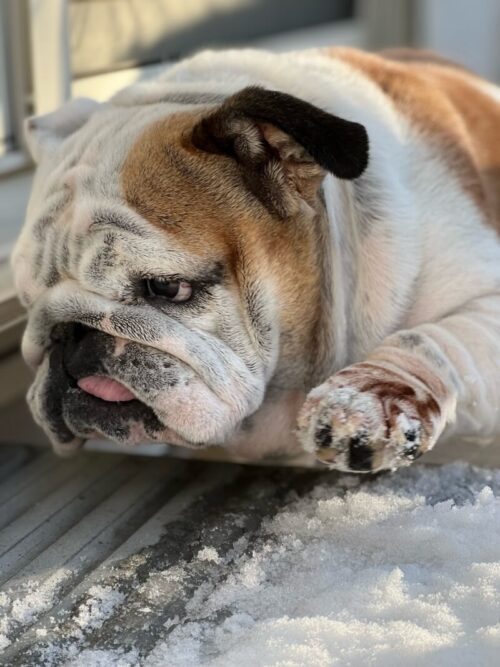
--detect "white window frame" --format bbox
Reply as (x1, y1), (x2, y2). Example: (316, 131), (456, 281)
(0, 0), (31, 174)
(29, 0), (71, 116)
(0, 4), (11, 156)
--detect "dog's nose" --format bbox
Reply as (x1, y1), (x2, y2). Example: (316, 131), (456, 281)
(56, 322), (112, 382)
(51, 322), (95, 345)
(71, 322), (95, 344)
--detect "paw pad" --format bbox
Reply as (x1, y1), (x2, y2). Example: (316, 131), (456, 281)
(346, 433), (373, 471)
(315, 423), (333, 449)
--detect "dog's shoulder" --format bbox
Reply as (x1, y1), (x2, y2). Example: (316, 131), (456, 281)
(324, 46), (500, 232)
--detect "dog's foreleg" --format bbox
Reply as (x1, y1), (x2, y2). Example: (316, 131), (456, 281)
(298, 294), (500, 472)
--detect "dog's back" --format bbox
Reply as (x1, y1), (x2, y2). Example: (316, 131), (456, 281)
(326, 46), (500, 233)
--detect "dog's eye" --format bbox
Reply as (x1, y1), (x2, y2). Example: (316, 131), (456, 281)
(145, 278), (192, 303)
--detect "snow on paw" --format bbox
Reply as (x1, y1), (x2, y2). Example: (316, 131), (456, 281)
(297, 362), (443, 473)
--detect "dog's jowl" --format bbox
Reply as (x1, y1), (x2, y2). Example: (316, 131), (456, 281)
(12, 47), (500, 472)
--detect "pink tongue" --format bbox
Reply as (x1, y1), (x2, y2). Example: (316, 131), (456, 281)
(77, 376), (135, 402)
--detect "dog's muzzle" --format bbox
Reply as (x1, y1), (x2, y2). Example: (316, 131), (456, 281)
(23, 282), (265, 456)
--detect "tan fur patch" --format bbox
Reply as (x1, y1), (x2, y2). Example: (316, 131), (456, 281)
(120, 111), (327, 386)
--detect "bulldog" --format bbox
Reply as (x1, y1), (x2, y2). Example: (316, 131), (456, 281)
(12, 46), (500, 472)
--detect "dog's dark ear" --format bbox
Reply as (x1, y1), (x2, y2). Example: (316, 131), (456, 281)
(191, 86), (369, 216)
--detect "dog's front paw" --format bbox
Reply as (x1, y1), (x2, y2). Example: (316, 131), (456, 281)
(297, 362), (445, 473)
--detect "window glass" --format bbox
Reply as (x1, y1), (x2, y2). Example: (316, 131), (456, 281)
(69, 0), (353, 77)
(0, 12), (11, 154)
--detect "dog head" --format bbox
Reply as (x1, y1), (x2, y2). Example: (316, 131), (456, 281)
(12, 84), (368, 456)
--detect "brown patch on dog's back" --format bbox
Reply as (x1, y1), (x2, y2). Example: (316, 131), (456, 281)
(380, 47), (471, 72)
(327, 47), (500, 231)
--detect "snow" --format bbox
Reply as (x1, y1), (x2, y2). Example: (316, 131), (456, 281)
(65, 648), (139, 667)
(74, 586), (125, 631)
(196, 547), (222, 564)
(3, 462), (500, 666)
(144, 464), (500, 667)
(0, 569), (71, 641)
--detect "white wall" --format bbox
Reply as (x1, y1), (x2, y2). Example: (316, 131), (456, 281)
(417, 0), (500, 82)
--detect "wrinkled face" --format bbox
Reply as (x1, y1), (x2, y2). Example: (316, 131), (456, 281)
(13, 87), (367, 455)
